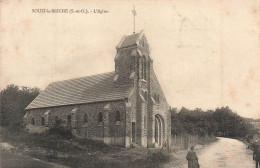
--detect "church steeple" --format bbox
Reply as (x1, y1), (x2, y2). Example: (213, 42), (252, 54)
(114, 30), (151, 84)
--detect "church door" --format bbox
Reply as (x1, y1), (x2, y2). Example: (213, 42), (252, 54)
(155, 118), (159, 144)
(132, 122), (136, 143)
(155, 115), (164, 146)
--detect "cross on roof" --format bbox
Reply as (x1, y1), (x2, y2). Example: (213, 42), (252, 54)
(132, 5), (137, 34)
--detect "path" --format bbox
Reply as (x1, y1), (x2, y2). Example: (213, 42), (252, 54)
(197, 137), (254, 168)
(165, 137), (255, 168)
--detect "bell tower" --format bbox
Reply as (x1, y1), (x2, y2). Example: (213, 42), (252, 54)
(115, 30), (153, 147)
(114, 30), (151, 85)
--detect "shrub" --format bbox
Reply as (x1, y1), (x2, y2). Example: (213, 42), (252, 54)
(133, 151), (171, 168)
(47, 125), (74, 139)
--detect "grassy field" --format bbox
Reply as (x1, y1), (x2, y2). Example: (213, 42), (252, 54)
(0, 127), (170, 168)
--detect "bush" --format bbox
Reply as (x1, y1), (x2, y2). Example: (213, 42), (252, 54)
(47, 125), (74, 139)
(147, 151), (170, 164)
(7, 121), (24, 133)
(134, 151), (171, 168)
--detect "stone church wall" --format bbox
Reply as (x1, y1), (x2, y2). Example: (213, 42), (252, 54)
(148, 69), (171, 147)
(24, 100), (127, 146)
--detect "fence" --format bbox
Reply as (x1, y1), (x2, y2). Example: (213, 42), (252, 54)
(171, 134), (198, 150)
(171, 134), (214, 150)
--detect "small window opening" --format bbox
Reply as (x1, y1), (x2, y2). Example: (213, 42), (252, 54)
(144, 91), (147, 101)
(144, 116), (147, 129)
(55, 116), (59, 125)
(31, 118), (35, 125)
(83, 114), (88, 124)
(41, 117), (45, 126)
(116, 111), (120, 122)
(98, 112), (103, 123)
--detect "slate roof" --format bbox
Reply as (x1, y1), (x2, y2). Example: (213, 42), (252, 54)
(26, 72), (131, 110)
(117, 30), (144, 48)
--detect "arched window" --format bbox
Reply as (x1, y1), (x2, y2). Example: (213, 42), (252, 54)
(41, 117), (45, 126)
(31, 118), (35, 125)
(154, 94), (157, 102)
(144, 116), (147, 129)
(83, 114), (88, 123)
(116, 111), (120, 122)
(144, 91), (147, 101)
(143, 56), (146, 80)
(67, 115), (72, 131)
(55, 116), (58, 125)
(98, 112), (103, 123)
(140, 58), (143, 79)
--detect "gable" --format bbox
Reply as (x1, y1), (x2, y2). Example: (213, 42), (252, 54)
(116, 30), (149, 50)
(150, 69), (169, 107)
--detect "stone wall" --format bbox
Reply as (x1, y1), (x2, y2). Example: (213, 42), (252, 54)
(148, 68), (171, 147)
(24, 100), (127, 146)
(115, 46), (136, 84)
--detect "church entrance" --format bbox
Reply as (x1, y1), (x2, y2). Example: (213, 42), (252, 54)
(132, 122), (136, 143)
(154, 114), (165, 146)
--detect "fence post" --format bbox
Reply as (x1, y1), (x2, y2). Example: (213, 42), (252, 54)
(181, 134), (183, 149)
(175, 134), (176, 146)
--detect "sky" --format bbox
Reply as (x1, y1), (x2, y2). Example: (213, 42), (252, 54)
(0, 0), (259, 119)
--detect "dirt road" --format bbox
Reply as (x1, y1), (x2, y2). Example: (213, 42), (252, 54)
(197, 137), (255, 168)
(166, 137), (255, 168)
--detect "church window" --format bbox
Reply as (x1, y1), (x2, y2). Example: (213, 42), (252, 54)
(153, 94), (160, 104)
(31, 118), (35, 125)
(116, 111), (120, 122)
(143, 56), (147, 80)
(83, 114), (88, 124)
(144, 91), (147, 101)
(98, 112), (103, 123)
(41, 117), (45, 126)
(67, 115), (72, 131)
(55, 116), (59, 125)
(144, 116), (147, 129)
(140, 58), (143, 79)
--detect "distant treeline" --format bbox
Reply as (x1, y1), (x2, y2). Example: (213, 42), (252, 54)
(170, 107), (258, 138)
(0, 84), (41, 131)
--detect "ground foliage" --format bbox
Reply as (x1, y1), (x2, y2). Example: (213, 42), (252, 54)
(1, 128), (170, 168)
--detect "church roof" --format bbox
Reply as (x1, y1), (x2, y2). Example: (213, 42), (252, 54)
(26, 72), (131, 110)
(117, 30), (144, 48)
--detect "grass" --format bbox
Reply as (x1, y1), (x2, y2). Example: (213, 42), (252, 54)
(0, 128), (171, 168)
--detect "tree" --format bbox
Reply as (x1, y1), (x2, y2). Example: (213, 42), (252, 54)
(170, 106), (253, 138)
(0, 84), (41, 131)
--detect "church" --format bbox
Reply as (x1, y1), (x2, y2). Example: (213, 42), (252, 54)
(24, 30), (171, 148)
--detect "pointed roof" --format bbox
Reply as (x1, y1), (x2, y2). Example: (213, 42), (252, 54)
(117, 30), (145, 49)
(26, 72), (131, 110)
